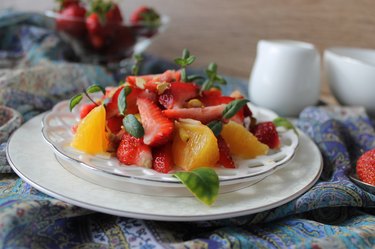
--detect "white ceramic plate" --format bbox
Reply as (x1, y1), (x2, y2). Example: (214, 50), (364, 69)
(7, 114), (322, 221)
(40, 101), (299, 196)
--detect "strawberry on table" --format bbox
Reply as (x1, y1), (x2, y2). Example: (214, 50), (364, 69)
(252, 122), (280, 149)
(356, 149), (375, 186)
(117, 133), (152, 168)
(137, 96), (174, 146)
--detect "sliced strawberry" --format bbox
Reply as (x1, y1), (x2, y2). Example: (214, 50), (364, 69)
(252, 122), (280, 149)
(201, 94), (244, 124)
(162, 104), (226, 124)
(152, 143), (174, 173)
(126, 70), (181, 89)
(79, 103), (97, 119)
(159, 82), (199, 109)
(137, 97), (174, 146)
(125, 87), (143, 114)
(217, 136), (235, 168)
(117, 133), (152, 168)
(356, 149), (375, 186)
(106, 116), (123, 134)
(201, 88), (222, 98)
(105, 85), (124, 118)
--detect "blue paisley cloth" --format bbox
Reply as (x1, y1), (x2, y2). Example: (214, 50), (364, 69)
(0, 9), (375, 249)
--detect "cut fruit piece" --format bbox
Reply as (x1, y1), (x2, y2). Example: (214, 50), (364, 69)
(172, 120), (219, 171)
(137, 96), (174, 146)
(71, 105), (109, 154)
(162, 104), (226, 124)
(117, 133), (152, 168)
(221, 120), (268, 158)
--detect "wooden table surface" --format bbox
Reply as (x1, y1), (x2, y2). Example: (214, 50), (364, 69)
(2, 0), (375, 104)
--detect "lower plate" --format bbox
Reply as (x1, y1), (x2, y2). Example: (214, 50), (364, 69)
(7, 114), (322, 221)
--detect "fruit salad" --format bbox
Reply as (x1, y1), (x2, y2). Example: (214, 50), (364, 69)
(69, 50), (290, 204)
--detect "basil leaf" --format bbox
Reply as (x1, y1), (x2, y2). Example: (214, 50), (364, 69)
(69, 94), (83, 111)
(222, 99), (249, 119)
(123, 114), (144, 138)
(174, 167), (219, 206)
(186, 55), (196, 65)
(187, 74), (204, 82)
(117, 86), (132, 115)
(182, 48), (190, 59)
(86, 84), (105, 94)
(207, 120), (223, 137)
(174, 58), (185, 66)
(273, 117), (298, 134)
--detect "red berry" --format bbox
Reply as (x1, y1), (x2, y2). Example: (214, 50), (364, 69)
(217, 136), (235, 168)
(85, 1), (124, 49)
(56, 3), (86, 37)
(252, 122), (280, 149)
(356, 149), (375, 186)
(152, 143), (174, 173)
(137, 97), (174, 146)
(117, 133), (152, 168)
(130, 6), (160, 25)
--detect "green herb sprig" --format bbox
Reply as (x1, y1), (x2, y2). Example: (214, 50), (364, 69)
(174, 49), (196, 82)
(131, 54), (143, 76)
(69, 84), (105, 111)
(201, 63), (227, 92)
(207, 99), (249, 136)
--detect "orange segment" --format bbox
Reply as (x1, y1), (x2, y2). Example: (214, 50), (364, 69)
(221, 121), (268, 158)
(71, 105), (109, 154)
(172, 120), (219, 171)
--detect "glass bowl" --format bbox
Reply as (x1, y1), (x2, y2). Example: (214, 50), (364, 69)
(44, 10), (168, 66)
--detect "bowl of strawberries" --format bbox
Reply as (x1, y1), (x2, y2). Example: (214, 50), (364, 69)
(45, 0), (167, 65)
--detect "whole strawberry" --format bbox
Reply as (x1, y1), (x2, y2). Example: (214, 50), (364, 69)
(356, 149), (375, 186)
(56, 1), (86, 37)
(85, 0), (124, 49)
(130, 6), (160, 26)
(252, 122), (280, 149)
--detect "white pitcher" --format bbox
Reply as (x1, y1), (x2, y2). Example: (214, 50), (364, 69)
(248, 40), (321, 117)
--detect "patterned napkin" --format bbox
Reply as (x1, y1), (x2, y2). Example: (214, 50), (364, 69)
(1, 9), (375, 249)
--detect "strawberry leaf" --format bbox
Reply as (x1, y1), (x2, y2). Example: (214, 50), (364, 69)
(123, 114), (144, 138)
(86, 84), (105, 94)
(273, 117), (298, 134)
(222, 99), (249, 119)
(173, 167), (219, 206)
(69, 94), (83, 112)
